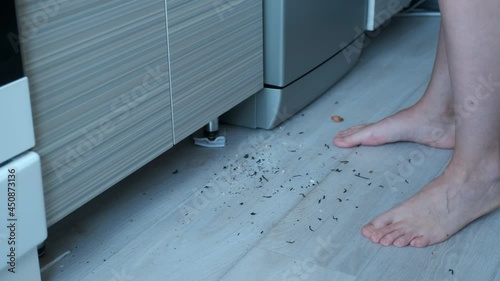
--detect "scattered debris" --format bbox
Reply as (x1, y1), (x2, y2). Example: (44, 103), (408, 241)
(244, 154), (249, 159)
(286, 240), (295, 244)
(251, 212), (256, 215)
(299, 193), (306, 198)
(262, 175), (269, 182)
(337, 198), (342, 203)
(173, 169), (179, 174)
(262, 196), (272, 198)
(331, 115), (344, 123)
(309, 225), (315, 232)
(333, 216), (339, 221)
(343, 188), (347, 193)
(354, 173), (370, 180)
(340, 161), (349, 164)
(405, 179), (409, 184)
(449, 269), (454, 275)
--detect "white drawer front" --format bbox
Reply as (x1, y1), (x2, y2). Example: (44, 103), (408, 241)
(0, 78), (35, 164)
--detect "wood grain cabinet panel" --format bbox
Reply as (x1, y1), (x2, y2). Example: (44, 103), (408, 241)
(16, 0), (173, 226)
(166, 0), (264, 142)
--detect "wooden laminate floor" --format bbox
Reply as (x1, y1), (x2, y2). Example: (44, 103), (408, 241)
(39, 16), (500, 281)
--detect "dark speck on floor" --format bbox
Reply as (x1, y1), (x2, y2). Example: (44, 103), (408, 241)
(251, 212), (256, 215)
(173, 169), (179, 174)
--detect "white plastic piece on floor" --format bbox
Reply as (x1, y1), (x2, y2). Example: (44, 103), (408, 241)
(193, 136), (226, 148)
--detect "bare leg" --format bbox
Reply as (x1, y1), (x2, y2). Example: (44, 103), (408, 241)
(362, 0), (500, 248)
(333, 22), (455, 149)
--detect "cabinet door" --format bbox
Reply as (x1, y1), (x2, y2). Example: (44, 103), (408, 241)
(166, 0), (264, 143)
(15, 0), (173, 226)
(367, 0), (412, 30)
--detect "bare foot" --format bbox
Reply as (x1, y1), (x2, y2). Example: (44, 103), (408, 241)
(361, 162), (500, 247)
(333, 106), (455, 149)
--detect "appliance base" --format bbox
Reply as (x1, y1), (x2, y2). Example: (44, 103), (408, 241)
(222, 35), (364, 129)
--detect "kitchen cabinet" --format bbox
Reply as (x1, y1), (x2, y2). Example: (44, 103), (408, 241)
(167, 0), (263, 142)
(15, 0), (263, 226)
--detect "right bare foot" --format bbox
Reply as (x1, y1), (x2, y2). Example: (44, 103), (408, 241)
(333, 105), (455, 149)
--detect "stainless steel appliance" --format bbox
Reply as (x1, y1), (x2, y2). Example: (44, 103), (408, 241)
(223, 0), (367, 129)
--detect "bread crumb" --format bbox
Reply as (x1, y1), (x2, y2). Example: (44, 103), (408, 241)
(331, 115), (344, 122)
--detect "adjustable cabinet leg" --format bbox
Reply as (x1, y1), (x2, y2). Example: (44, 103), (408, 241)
(204, 118), (220, 141)
(193, 117), (226, 148)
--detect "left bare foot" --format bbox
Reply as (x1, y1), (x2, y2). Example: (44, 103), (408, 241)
(361, 161), (500, 247)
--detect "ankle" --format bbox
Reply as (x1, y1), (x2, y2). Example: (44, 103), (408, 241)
(447, 154), (500, 183)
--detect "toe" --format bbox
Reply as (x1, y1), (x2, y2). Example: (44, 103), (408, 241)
(333, 136), (356, 148)
(380, 229), (405, 247)
(369, 224), (397, 244)
(333, 125), (371, 148)
(337, 125), (366, 137)
(333, 131), (367, 147)
(361, 223), (377, 238)
(410, 236), (430, 248)
(393, 233), (415, 247)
